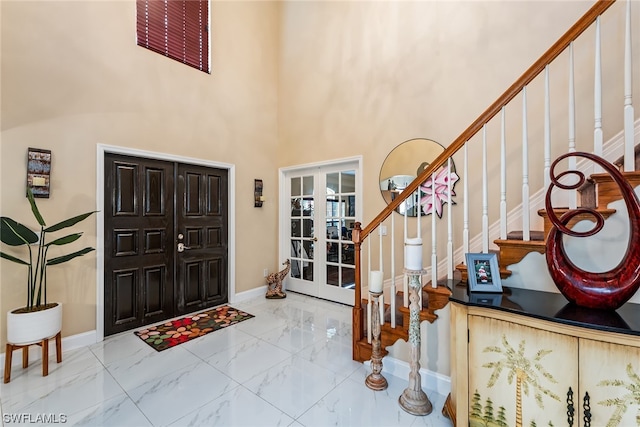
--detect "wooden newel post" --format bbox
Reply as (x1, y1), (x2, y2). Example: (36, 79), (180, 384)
(352, 222), (364, 361)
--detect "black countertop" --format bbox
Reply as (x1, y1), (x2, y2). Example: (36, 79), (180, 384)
(449, 285), (640, 337)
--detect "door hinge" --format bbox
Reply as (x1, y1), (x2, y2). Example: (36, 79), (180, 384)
(467, 329), (470, 343)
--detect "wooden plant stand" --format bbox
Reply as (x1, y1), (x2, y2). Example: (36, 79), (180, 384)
(4, 331), (62, 383)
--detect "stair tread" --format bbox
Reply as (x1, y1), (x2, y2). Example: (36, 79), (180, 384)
(455, 263), (513, 281)
(589, 170), (640, 183)
(493, 239), (545, 250)
(505, 230), (545, 241)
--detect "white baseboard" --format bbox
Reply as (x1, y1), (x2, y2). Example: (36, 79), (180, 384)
(1, 330), (97, 373)
(365, 356), (451, 396)
(230, 285), (268, 303)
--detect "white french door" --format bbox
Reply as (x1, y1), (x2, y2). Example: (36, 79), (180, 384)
(281, 158), (361, 306)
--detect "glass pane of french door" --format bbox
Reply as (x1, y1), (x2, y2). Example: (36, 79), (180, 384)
(289, 174), (316, 291)
(323, 170), (356, 294)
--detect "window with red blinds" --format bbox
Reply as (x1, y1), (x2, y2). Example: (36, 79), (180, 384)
(136, 0), (210, 73)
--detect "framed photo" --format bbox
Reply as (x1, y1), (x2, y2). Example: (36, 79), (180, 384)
(254, 179), (263, 207)
(465, 252), (503, 293)
(27, 147), (51, 198)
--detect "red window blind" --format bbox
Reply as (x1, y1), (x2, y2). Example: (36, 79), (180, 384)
(136, 0), (210, 73)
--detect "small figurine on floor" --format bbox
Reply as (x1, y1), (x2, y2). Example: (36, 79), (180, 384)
(265, 259), (291, 299)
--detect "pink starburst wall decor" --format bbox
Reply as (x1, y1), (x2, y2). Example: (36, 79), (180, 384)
(419, 165), (459, 218)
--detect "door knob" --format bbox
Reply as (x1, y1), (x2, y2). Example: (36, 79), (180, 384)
(177, 243), (191, 252)
(312, 237), (318, 242)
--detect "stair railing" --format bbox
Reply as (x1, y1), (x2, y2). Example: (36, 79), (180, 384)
(351, 0), (638, 363)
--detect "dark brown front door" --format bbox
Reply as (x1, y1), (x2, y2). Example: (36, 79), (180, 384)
(104, 154), (228, 336)
(175, 163), (228, 314)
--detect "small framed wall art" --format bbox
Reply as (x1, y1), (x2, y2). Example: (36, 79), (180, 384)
(465, 252), (503, 293)
(27, 148), (51, 198)
(254, 179), (264, 207)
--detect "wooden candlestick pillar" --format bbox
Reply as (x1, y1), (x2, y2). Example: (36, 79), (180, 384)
(398, 270), (432, 415)
(365, 290), (388, 391)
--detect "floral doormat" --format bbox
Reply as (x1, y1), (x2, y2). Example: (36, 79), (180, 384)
(134, 305), (254, 352)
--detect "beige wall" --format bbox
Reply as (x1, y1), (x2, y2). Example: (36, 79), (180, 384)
(1, 0), (281, 345)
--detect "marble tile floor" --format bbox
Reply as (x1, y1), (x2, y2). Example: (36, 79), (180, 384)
(0, 292), (454, 427)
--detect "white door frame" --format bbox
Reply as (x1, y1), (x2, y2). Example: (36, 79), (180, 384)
(278, 155), (363, 304)
(96, 144), (236, 342)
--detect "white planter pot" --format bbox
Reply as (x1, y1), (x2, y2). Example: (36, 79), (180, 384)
(7, 303), (62, 345)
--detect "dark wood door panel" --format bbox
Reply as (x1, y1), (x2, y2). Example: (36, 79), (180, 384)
(143, 265), (167, 317)
(112, 269), (138, 328)
(205, 256), (225, 303)
(104, 154), (174, 336)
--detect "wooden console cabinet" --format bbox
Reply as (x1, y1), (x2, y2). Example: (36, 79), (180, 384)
(448, 286), (640, 427)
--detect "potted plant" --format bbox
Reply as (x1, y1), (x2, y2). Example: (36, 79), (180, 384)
(0, 188), (95, 345)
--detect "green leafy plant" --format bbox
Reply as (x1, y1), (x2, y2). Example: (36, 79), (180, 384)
(0, 188), (96, 311)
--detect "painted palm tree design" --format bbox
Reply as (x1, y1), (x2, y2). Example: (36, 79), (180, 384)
(483, 334), (561, 427)
(597, 363), (640, 427)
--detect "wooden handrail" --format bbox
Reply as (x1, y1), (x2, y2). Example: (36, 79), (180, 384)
(355, 0), (615, 245)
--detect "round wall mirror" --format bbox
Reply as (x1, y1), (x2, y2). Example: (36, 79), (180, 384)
(379, 138), (458, 217)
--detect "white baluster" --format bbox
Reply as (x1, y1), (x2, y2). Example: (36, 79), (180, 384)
(482, 125), (489, 252)
(544, 66), (551, 190)
(367, 236), (371, 288)
(367, 237), (371, 343)
(417, 188), (421, 238)
(379, 225), (383, 270)
(500, 107), (507, 240)
(403, 208), (408, 308)
(404, 195), (408, 242)
(418, 186), (423, 307)
(404, 272), (409, 308)
(379, 226), (384, 325)
(568, 43), (578, 209)
(522, 86), (530, 241)
(594, 16), (603, 173)
(432, 171), (437, 289)
(624, 0), (635, 172)
(447, 158), (453, 280)
(391, 213), (396, 329)
(463, 143), (469, 256)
